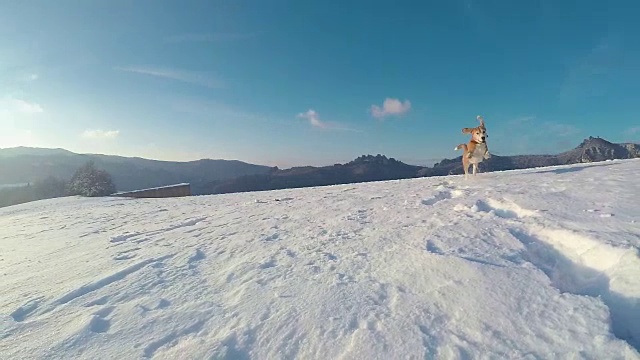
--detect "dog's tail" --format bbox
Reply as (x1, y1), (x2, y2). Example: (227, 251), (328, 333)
(454, 144), (467, 151)
(477, 115), (485, 127)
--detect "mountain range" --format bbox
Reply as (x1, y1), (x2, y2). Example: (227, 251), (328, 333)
(1, 137), (638, 196)
(0, 147), (274, 195)
(202, 137), (640, 194)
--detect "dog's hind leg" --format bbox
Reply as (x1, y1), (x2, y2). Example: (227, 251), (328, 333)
(462, 162), (469, 179)
(472, 163), (478, 175)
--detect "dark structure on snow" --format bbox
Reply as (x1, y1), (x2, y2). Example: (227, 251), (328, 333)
(110, 183), (191, 198)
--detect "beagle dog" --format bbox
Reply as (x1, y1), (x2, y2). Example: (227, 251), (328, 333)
(454, 115), (491, 177)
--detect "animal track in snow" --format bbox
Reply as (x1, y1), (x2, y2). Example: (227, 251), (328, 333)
(42, 255), (174, 316)
(159, 217), (208, 233)
(259, 258), (277, 269)
(109, 217), (208, 246)
(10, 296), (44, 322)
(142, 320), (206, 358)
(85, 295), (110, 307)
(110, 232), (142, 243)
(425, 239), (508, 268)
(88, 306), (115, 333)
(510, 226), (640, 350)
(346, 209), (370, 224)
(262, 233), (280, 242)
(157, 299), (171, 309)
(323, 252), (338, 261)
(113, 247), (140, 261)
(188, 248), (206, 269)
(336, 272), (355, 285)
(421, 189), (463, 206)
(425, 240), (445, 255)
(472, 198), (538, 219)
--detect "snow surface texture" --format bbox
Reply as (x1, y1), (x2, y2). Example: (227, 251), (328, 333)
(1, 159), (640, 359)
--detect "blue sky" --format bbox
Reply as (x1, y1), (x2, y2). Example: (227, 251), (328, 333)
(1, 1), (639, 167)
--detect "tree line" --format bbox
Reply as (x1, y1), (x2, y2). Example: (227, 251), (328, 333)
(0, 161), (116, 208)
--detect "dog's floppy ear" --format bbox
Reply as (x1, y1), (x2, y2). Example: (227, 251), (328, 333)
(462, 127), (474, 134)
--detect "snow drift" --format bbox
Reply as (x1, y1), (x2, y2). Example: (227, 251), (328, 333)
(1, 159), (639, 359)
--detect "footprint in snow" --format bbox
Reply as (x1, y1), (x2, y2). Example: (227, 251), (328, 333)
(259, 259), (277, 269)
(425, 240), (445, 255)
(10, 297), (44, 322)
(262, 233), (280, 242)
(109, 232), (141, 244)
(88, 306), (115, 333)
(188, 248), (206, 269)
(472, 198), (538, 219)
(421, 189), (463, 206)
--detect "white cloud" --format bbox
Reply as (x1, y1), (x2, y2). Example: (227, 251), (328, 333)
(82, 129), (120, 139)
(115, 66), (223, 88)
(370, 98), (411, 119)
(24, 73), (39, 81)
(297, 109), (327, 128)
(296, 109), (363, 133)
(0, 96), (44, 115)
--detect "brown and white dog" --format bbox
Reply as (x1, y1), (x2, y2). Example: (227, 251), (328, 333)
(454, 115), (491, 177)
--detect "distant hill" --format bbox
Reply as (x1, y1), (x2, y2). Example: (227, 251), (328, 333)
(201, 154), (424, 194)
(203, 137), (640, 195)
(0, 147), (274, 194)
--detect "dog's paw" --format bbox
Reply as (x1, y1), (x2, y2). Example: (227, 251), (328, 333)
(484, 152), (491, 159)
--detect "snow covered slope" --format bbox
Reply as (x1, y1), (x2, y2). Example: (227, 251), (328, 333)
(1, 159), (640, 359)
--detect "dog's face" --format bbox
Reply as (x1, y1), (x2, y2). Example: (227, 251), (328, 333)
(462, 125), (487, 143)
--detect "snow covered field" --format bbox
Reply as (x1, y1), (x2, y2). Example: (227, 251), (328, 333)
(1, 159), (640, 359)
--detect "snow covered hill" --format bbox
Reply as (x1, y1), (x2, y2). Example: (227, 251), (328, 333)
(1, 159), (640, 359)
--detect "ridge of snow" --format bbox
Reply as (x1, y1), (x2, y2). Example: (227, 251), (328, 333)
(1, 159), (640, 359)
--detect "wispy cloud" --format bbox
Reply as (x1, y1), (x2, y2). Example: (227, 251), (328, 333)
(81, 129), (120, 139)
(559, 34), (625, 102)
(115, 66), (223, 88)
(0, 96), (43, 115)
(544, 122), (580, 137)
(491, 115), (583, 155)
(504, 115), (578, 136)
(370, 98), (411, 119)
(297, 109), (362, 132)
(18, 73), (39, 82)
(625, 126), (640, 136)
(509, 115), (536, 125)
(165, 32), (255, 43)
